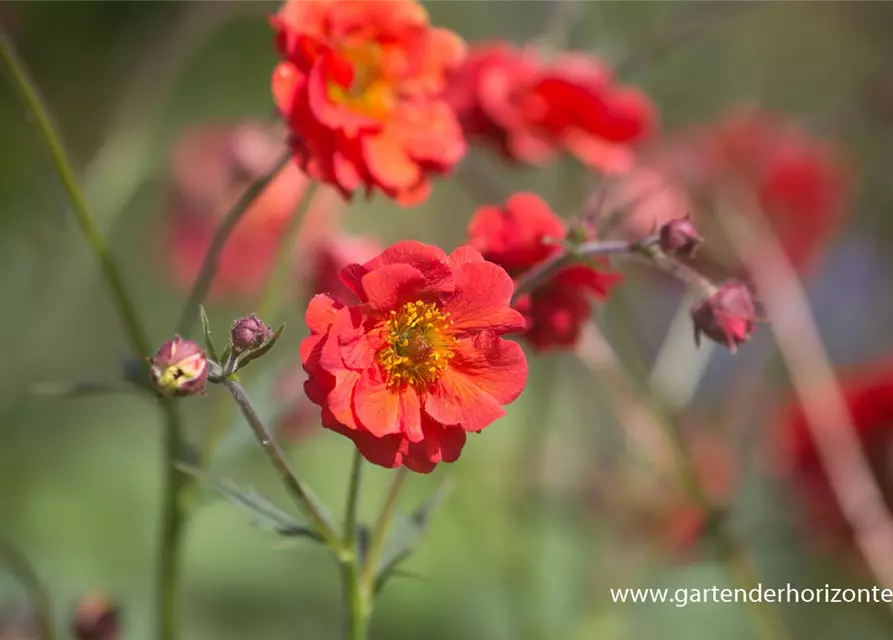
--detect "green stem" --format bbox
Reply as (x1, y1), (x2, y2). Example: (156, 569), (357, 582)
(223, 380), (340, 551)
(175, 151), (292, 338)
(360, 468), (409, 594)
(341, 450), (369, 640)
(0, 540), (56, 640)
(0, 31), (188, 640)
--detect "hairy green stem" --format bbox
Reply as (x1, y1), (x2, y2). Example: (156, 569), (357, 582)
(0, 32), (188, 640)
(360, 468), (409, 594)
(223, 380), (340, 550)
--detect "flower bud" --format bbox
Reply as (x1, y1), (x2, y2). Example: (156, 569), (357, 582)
(690, 280), (756, 353)
(149, 336), (208, 396)
(230, 313), (273, 351)
(658, 215), (703, 258)
(73, 592), (119, 640)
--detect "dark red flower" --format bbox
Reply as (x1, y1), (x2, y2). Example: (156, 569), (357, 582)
(446, 43), (655, 173)
(658, 215), (702, 258)
(164, 122), (339, 299)
(467, 192), (621, 351)
(271, 0), (467, 204)
(231, 314), (274, 351)
(300, 241), (528, 472)
(149, 336), (208, 397)
(690, 280), (756, 353)
(780, 361), (893, 549)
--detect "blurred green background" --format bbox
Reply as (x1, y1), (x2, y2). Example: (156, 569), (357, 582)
(3, 1), (893, 639)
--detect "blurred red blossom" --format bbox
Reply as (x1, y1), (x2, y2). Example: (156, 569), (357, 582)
(691, 280), (757, 353)
(606, 108), (848, 274)
(73, 593), (119, 640)
(271, 0), (467, 205)
(165, 122), (339, 299)
(779, 360), (893, 551)
(467, 192), (621, 351)
(300, 241), (528, 472)
(446, 42), (655, 173)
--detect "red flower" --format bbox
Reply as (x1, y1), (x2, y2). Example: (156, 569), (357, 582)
(780, 361), (893, 548)
(610, 109), (848, 274)
(446, 43), (655, 173)
(271, 0), (467, 205)
(467, 193), (621, 351)
(300, 241), (528, 472)
(164, 122), (339, 298)
(690, 280), (757, 353)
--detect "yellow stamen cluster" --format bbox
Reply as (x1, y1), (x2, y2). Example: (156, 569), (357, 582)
(378, 300), (456, 389)
(327, 42), (395, 120)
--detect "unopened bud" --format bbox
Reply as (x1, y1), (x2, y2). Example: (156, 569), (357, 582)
(73, 592), (119, 640)
(659, 215), (703, 258)
(691, 280), (756, 353)
(149, 336), (208, 396)
(230, 314), (273, 351)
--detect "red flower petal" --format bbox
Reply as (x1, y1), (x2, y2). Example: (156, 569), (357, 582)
(442, 259), (526, 334)
(360, 263), (427, 310)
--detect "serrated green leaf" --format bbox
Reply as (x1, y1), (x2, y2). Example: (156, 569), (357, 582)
(175, 463), (321, 541)
(373, 478), (454, 593)
(199, 305), (220, 362)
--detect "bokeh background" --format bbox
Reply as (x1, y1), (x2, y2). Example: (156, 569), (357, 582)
(3, 1), (893, 639)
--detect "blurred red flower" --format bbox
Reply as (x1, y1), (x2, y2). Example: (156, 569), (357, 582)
(300, 241), (528, 472)
(780, 361), (893, 549)
(165, 122), (339, 299)
(467, 192), (621, 351)
(446, 43), (655, 173)
(271, 0), (467, 205)
(608, 108), (848, 274)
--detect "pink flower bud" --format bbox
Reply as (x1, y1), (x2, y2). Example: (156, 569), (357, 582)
(690, 281), (756, 353)
(149, 336), (208, 396)
(73, 592), (119, 640)
(230, 313), (273, 351)
(658, 215), (703, 258)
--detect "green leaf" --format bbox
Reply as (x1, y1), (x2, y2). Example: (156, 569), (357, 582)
(199, 305), (220, 362)
(233, 323), (286, 373)
(373, 478), (454, 593)
(175, 463), (321, 541)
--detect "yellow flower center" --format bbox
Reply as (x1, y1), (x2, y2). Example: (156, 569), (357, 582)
(378, 300), (456, 389)
(327, 41), (395, 120)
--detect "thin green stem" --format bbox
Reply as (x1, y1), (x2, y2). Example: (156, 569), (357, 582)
(341, 450), (368, 640)
(360, 468), (409, 594)
(0, 32), (188, 640)
(223, 380), (340, 551)
(0, 540), (56, 640)
(176, 150), (292, 338)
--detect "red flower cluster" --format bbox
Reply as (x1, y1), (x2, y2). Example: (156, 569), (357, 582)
(612, 109), (848, 273)
(447, 43), (655, 173)
(165, 123), (338, 298)
(467, 193), (621, 350)
(271, 0), (467, 204)
(301, 241), (528, 472)
(780, 361), (893, 548)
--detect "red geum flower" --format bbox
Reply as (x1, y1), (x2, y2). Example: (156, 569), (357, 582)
(165, 122), (340, 299)
(446, 43), (655, 173)
(467, 192), (621, 351)
(271, 0), (467, 205)
(690, 280), (757, 353)
(300, 241), (528, 472)
(779, 360), (893, 552)
(611, 109), (848, 274)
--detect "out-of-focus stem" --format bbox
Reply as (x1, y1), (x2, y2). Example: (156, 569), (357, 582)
(176, 151), (292, 338)
(0, 31), (188, 640)
(0, 540), (56, 640)
(341, 450), (369, 640)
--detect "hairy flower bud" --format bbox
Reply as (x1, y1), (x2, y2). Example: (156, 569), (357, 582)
(231, 314), (273, 351)
(149, 336), (208, 396)
(658, 215), (703, 258)
(73, 593), (119, 640)
(691, 281), (756, 353)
